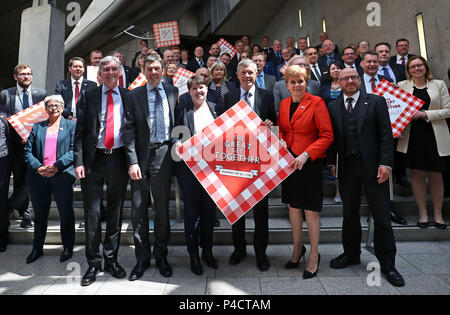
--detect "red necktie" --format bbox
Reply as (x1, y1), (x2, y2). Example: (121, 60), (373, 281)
(119, 75), (124, 88)
(104, 90), (115, 150)
(371, 77), (376, 91)
(75, 81), (80, 107)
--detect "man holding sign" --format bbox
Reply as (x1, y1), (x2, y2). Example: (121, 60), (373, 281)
(223, 59), (276, 271)
(1, 64), (47, 228)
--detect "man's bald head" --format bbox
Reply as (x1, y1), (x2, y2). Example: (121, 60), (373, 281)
(338, 68), (361, 96)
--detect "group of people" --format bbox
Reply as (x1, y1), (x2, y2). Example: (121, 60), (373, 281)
(1, 31), (450, 289)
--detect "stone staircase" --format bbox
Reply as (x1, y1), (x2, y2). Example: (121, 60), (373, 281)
(7, 172), (450, 245)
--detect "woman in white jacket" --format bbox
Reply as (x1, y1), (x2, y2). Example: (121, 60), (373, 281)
(397, 56), (450, 230)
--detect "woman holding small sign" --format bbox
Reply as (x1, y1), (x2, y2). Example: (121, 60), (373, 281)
(278, 65), (334, 279)
(397, 56), (450, 230)
(174, 75), (219, 276)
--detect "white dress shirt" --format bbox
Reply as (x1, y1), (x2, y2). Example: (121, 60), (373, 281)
(396, 55), (409, 65)
(240, 85), (256, 110)
(97, 85), (125, 149)
(363, 73), (381, 94)
(15, 85), (34, 112)
(343, 91), (360, 110)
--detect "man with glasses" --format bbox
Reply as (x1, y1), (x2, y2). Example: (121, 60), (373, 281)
(318, 39), (343, 73)
(390, 39), (414, 66)
(341, 46), (363, 74)
(1, 65), (47, 229)
(327, 68), (405, 288)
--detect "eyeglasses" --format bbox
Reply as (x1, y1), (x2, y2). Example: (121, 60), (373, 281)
(408, 64), (425, 70)
(339, 76), (361, 82)
(45, 105), (62, 109)
(17, 73), (32, 77)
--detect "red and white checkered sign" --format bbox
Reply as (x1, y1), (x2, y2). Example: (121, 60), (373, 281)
(172, 67), (195, 95)
(128, 73), (147, 90)
(153, 21), (180, 48)
(7, 102), (48, 141)
(179, 100), (295, 225)
(373, 79), (425, 137)
(217, 38), (238, 59)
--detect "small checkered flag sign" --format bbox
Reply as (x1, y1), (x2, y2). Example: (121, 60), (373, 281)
(179, 100), (295, 225)
(373, 79), (425, 137)
(7, 101), (48, 141)
(217, 38), (238, 59)
(153, 21), (180, 48)
(172, 68), (195, 95)
(128, 73), (147, 90)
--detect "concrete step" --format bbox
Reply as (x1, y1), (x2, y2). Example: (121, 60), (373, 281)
(8, 216), (450, 246)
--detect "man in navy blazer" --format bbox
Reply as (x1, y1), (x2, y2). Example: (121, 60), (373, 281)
(374, 43), (406, 84)
(318, 40), (343, 75)
(0, 64), (47, 228)
(187, 46), (207, 73)
(55, 57), (97, 120)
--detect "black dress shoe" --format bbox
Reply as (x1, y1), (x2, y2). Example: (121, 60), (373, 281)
(330, 253), (361, 269)
(189, 253), (204, 276)
(229, 250), (247, 266)
(156, 258), (173, 277)
(0, 243), (7, 253)
(81, 266), (102, 287)
(434, 222), (448, 230)
(381, 266), (405, 287)
(26, 249), (43, 264)
(284, 245), (306, 269)
(303, 253), (321, 279)
(201, 250), (218, 269)
(129, 262), (151, 281)
(20, 216), (33, 229)
(417, 221), (430, 229)
(391, 211), (408, 225)
(256, 254), (270, 271)
(104, 261), (126, 279)
(60, 248), (73, 262)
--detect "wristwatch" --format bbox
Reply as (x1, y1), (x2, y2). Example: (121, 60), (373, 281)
(302, 151), (310, 159)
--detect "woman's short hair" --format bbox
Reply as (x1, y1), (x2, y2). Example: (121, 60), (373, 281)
(210, 61), (228, 83)
(187, 75), (208, 90)
(44, 95), (65, 107)
(405, 55), (434, 81)
(164, 61), (179, 77)
(284, 65), (309, 84)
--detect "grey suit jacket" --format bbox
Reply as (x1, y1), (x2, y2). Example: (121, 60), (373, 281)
(273, 80), (321, 113)
(263, 73), (276, 93)
(0, 86), (47, 115)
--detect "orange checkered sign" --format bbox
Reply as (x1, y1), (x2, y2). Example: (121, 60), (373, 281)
(373, 80), (425, 137)
(153, 21), (180, 48)
(172, 68), (195, 95)
(7, 102), (48, 141)
(217, 38), (238, 59)
(179, 100), (295, 225)
(128, 73), (147, 90)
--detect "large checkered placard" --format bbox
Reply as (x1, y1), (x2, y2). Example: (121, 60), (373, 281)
(7, 102), (48, 141)
(179, 100), (295, 225)
(172, 68), (195, 95)
(373, 80), (425, 137)
(128, 73), (147, 90)
(217, 38), (238, 59)
(153, 21), (180, 48)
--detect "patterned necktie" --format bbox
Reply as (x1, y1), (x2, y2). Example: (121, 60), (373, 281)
(401, 57), (406, 66)
(154, 87), (166, 143)
(371, 77), (377, 91)
(23, 89), (30, 109)
(327, 55), (334, 66)
(313, 65), (321, 80)
(346, 98), (354, 113)
(382, 67), (392, 81)
(243, 91), (251, 108)
(257, 74), (264, 89)
(104, 90), (115, 150)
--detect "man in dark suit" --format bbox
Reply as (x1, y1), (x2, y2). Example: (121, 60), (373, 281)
(267, 40), (284, 69)
(187, 46), (206, 73)
(327, 67), (405, 287)
(305, 47), (324, 83)
(296, 37), (308, 56)
(252, 52), (276, 93)
(342, 46), (363, 75)
(390, 39), (414, 66)
(260, 36), (274, 56)
(55, 57), (97, 120)
(124, 54), (179, 281)
(0, 64), (47, 228)
(355, 40), (370, 68)
(228, 40), (246, 83)
(113, 52), (133, 88)
(318, 40), (343, 74)
(74, 56), (130, 286)
(375, 43), (406, 84)
(223, 59), (276, 271)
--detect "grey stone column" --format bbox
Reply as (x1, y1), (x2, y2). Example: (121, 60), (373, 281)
(18, 0), (65, 92)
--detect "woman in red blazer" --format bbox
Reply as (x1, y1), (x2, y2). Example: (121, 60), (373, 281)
(278, 65), (333, 279)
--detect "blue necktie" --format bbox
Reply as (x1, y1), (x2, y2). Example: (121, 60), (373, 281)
(327, 55), (334, 66)
(243, 91), (251, 108)
(153, 88), (166, 143)
(276, 52), (281, 60)
(382, 67), (392, 81)
(23, 89), (30, 109)
(257, 74), (265, 89)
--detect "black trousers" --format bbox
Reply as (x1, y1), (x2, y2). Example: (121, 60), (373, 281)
(130, 144), (173, 263)
(0, 156), (11, 240)
(176, 164), (215, 254)
(8, 144), (30, 217)
(232, 196), (269, 256)
(81, 149), (128, 268)
(339, 157), (397, 267)
(27, 171), (75, 250)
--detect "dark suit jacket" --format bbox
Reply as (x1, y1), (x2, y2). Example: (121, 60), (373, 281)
(387, 62), (407, 83)
(320, 84), (343, 106)
(327, 92), (394, 178)
(318, 53), (343, 74)
(74, 86), (132, 172)
(120, 66), (133, 88)
(389, 54), (414, 65)
(187, 58), (206, 73)
(359, 74), (392, 94)
(223, 87), (276, 124)
(0, 105), (12, 158)
(123, 82), (179, 170)
(55, 79), (97, 118)
(24, 118), (76, 176)
(263, 73), (276, 93)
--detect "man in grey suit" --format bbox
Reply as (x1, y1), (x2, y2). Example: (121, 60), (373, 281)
(0, 64), (47, 228)
(273, 56), (321, 114)
(252, 52), (276, 94)
(124, 54), (179, 281)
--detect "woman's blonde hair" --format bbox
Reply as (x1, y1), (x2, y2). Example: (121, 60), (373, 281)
(284, 65), (309, 84)
(210, 61), (228, 83)
(405, 55), (434, 81)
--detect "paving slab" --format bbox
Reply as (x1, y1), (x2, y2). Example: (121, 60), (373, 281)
(319, 276), (401, 295)
(401, 253), (450, 275)
(206, 278), (262, 295)
(96, 276), (168, 295)
(260, 277), (326, 295)
(0, 273), (58, 295)
(164, 277), (208, 295)
(395, 275), (450, 295)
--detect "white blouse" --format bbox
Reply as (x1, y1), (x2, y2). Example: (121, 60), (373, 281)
(194, 103), (215, 134)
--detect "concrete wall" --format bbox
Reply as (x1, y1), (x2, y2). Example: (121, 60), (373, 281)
(256, 0), (450, 85)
